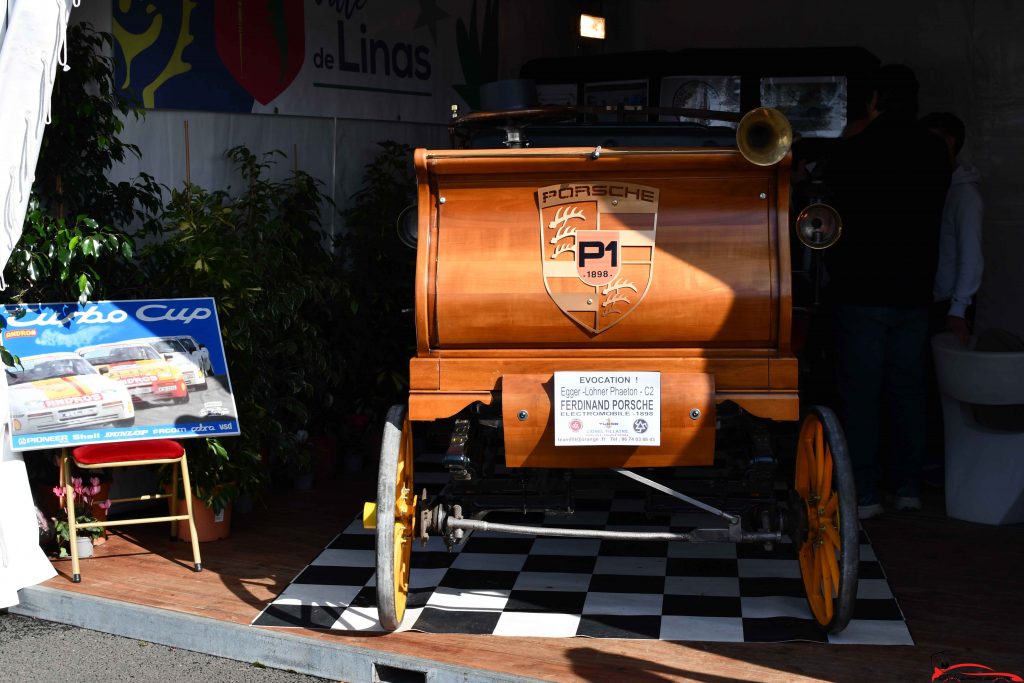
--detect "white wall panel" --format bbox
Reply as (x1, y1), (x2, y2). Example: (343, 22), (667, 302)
(112, 110), (337, 227)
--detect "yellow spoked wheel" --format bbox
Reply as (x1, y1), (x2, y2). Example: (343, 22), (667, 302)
(795, 405), (858, 633)
(375, 404), (416, 631)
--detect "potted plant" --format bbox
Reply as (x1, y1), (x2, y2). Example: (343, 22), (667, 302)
(51, 476), (111, 558)
(161, 438), (266, 542)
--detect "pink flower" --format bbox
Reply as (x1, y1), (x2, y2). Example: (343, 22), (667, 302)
(97, 499), (112, 511)
(51, 485), (65, 500)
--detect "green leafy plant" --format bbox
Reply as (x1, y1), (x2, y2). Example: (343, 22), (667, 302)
(4, 204), (134, 304)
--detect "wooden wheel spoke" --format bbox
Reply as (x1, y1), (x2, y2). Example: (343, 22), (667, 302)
(814, 421), (826, 495)
(824, 547), (841, 598)
(822, 491), (839, 518)
(805, 431), (819, 494)
(811, 543), (823, 587)
(823, 523), (841, 550)
(820, 569), (835, 621)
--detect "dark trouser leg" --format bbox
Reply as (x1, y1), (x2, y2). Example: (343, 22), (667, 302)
(884, 306), (929, 498)
(835, 305), (886, 502)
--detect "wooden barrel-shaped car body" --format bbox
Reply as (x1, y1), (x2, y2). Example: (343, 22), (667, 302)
(409, 146), (798, 469)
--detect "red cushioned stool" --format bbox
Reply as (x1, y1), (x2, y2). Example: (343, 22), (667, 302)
(61, 439), (202, 583)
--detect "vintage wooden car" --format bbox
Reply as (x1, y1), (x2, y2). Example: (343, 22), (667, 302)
(363, 107), (856, 635)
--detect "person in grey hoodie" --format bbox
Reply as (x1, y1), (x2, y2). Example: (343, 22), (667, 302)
(921, 112), (984, 345)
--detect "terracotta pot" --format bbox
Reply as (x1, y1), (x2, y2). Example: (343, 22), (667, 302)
(173, 497), (233, 542)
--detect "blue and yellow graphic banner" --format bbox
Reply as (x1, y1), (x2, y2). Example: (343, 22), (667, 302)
(2, 298), (239, 451)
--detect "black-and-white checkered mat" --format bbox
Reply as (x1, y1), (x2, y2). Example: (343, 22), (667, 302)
(253, 466), (912, 643)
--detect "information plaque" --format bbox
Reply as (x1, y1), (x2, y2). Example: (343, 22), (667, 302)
(554, 371), (661, 446)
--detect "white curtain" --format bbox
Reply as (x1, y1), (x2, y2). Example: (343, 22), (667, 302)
(1, 2), (9, 49)
(0, 398), (57, 608)
(0, 0), (76, 607)
(0, 0), (75, 285)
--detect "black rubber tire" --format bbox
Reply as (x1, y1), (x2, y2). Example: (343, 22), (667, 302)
(374, 404), (414, 631)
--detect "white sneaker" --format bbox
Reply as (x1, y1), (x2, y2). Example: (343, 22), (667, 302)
(858, 502), (885, 520)
(893, 496), (922, 511)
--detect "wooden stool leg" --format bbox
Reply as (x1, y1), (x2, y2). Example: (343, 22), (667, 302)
(62, 450), (81, 583)
(178, 453), (203, 572)
(169, 461), (180, 540)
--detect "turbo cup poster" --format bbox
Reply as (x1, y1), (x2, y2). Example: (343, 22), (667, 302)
(111, 0), (498, 121)
(1, 298), (239, 451)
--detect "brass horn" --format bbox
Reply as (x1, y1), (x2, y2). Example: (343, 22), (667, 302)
(736, 107), (793, 166)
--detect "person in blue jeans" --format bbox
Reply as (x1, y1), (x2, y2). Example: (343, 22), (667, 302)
(823, 64), (951, 519)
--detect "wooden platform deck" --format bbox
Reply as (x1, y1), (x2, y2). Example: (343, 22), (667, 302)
(28, 470), (1024, 683)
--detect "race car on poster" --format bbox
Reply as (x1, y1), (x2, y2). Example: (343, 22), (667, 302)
(123, 336), (207, 390)
(75, 342), (190, 405)
(6, 352), (135, 434)
(172, 335), (213, 375)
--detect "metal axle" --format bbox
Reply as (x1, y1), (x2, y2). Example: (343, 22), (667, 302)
(445, 517), (782, 544)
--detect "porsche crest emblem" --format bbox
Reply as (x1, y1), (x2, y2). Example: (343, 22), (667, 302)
(538, 183), (658, 334)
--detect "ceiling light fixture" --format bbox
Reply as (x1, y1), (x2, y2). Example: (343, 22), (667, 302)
(579, 14), (606, 40)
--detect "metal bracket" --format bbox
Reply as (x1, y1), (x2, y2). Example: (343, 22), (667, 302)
(442, 419), (472, 480)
